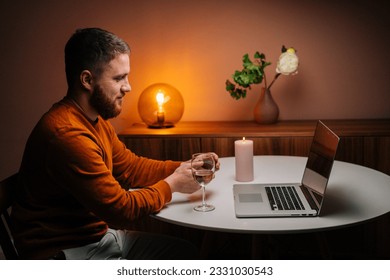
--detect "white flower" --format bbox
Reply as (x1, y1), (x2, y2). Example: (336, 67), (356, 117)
(276, 48), (299, 75)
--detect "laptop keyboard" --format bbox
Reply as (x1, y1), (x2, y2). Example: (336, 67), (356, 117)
(265, 186), (305, 211)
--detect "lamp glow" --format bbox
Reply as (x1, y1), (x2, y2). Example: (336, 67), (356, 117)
(156, 91), (165, 108)
(156, 91), (165, 125)
(138, 83), (184, 128)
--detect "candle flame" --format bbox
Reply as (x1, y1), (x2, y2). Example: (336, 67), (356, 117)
(243, 137), (246, 141)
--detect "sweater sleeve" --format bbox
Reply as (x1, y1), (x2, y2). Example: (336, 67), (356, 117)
(47, 123), (181, 229)
(111, 132), (180, 189)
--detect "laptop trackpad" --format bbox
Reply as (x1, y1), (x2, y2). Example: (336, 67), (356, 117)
(239, 193), (263, 203)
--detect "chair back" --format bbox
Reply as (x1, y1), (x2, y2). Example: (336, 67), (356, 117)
(0, 173), (19, 259)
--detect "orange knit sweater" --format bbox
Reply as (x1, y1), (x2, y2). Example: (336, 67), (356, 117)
(11, 97), (180, 259)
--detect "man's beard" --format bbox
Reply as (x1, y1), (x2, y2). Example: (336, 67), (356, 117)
(90, 85), (122, 120)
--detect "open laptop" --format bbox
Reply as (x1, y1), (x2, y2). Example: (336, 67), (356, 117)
(233, 120), (340, 217)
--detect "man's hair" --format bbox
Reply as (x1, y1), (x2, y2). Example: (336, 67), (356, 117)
(65, 27), (130, 87)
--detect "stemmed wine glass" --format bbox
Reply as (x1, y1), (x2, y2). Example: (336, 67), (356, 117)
(191, 153), (215, 212)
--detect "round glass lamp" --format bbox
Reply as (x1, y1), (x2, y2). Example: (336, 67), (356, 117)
(137, 83), (184, 128)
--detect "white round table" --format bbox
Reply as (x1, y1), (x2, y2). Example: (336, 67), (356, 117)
(154, 156), (390, 234)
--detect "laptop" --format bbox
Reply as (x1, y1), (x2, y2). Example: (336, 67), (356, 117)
(233, 120), (340, 217)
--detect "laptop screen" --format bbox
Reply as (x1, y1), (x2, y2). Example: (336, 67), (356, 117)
(301, 121), (340, 211)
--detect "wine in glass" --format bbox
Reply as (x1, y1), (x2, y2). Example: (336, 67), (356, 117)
(191, 153), (215, 212)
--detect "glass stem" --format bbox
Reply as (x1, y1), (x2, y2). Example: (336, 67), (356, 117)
(202, 186), (206, 207)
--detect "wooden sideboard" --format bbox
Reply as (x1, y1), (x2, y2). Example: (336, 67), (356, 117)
(118, 119), (390, 176)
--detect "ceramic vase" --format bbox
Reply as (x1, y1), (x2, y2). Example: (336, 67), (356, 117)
(253, 87), (279, 124)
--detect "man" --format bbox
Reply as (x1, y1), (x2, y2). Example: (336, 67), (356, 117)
(11, 27), (219, 260)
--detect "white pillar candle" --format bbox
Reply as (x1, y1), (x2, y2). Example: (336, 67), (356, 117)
(235, 137), (254, 182)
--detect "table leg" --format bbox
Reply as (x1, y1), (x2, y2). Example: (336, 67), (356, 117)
(251, 234), (278, 259)
(315, 232), (332, 259)
(199, 231), (215, 258)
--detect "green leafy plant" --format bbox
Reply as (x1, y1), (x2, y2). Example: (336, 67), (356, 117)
(226, 46), (298, 100)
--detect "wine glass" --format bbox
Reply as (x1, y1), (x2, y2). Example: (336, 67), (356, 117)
(191, 153), (215, 212)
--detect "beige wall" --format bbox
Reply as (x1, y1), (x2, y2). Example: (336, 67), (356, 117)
(1, 0), (389, 178)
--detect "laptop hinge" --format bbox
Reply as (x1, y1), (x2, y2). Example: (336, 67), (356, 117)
(300, 185), (319, 212)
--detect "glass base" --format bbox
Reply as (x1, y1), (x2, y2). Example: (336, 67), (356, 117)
(194, 204), (215, 212)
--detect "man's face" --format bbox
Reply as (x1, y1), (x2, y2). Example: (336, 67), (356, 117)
(90, 53), (131, 120)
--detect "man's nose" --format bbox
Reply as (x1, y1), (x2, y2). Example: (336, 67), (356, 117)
(122, 80), (131, 92)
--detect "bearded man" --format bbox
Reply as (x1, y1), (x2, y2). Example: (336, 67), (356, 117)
(11, 28), (219, 260)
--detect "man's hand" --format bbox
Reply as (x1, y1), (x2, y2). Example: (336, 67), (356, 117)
(183, 152), (220, 171)
(164, 161), (200, 194)
(164, 152), (220, 194)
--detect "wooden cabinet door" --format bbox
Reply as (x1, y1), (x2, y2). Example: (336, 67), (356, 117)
(120, 137), (201, 161)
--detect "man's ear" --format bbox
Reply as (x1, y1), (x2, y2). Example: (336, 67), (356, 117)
(80, 70), (93, 91)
